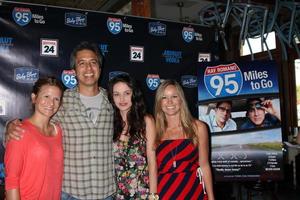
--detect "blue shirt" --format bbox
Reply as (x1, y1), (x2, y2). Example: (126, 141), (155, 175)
(199, 114), (237, 133)
(240, 113), (280, 129)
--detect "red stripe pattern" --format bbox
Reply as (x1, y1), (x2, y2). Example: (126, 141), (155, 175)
(156, 139), (207, 200)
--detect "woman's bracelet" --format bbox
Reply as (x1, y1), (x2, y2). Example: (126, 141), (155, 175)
(149, 192), (159, 200)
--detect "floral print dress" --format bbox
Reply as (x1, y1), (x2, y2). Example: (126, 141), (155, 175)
(113, 136), (149, 200)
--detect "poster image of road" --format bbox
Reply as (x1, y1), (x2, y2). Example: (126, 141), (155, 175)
(211, 128), (283, 181)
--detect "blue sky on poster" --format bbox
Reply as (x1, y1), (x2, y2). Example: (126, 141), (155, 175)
(212, 128), (282, 146)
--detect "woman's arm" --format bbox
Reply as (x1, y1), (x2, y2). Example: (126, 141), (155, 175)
(6, 189), (20, 200)
(4, 119), (24, 145)
(195, 120), (215, 200)
(145, 115), (158, 194)
(5, 128), (26, 200)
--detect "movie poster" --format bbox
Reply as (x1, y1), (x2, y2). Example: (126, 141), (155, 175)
(198, 60), (283, 181)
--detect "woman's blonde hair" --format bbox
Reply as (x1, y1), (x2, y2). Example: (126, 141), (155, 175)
(154, 79), (197, 143)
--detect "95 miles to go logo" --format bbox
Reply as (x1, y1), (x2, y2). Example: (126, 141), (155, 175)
(61, 69), (77, 89)
(204, 63), (243, 98)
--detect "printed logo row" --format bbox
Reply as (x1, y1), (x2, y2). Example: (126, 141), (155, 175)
(12, 7), (203, 43)
(12, 67), (198, 91)
(0, 37), (211, 63)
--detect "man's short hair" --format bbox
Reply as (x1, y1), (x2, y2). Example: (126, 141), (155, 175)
(216, 101), (232, 108)
(70, 41), (103, 69)
(246, 98), (263, 111)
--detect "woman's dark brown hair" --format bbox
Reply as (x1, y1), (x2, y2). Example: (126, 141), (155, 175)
(107, 74), (147, 142)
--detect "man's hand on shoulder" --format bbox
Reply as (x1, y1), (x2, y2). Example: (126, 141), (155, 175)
(5, 119), (24, 144)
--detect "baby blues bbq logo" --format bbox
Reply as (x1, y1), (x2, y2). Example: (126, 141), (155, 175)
(148, 22), (166, 36)
(109, 71), (128, 80)
(162, 50), (182, 64)
(182, 27), (195, 43)
(14, 67), (39, 83)
(61, 69), (77, 89)
(12, 7), (32, 26)
(65, 12), (87, 27)
(146, 74), (160, 90)
(204, 63), (243, 98)
(181, 75), (198, 88)
(107, 17), (123, 35)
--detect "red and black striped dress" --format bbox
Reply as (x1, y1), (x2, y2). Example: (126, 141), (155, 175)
(156, 139), (207, 200)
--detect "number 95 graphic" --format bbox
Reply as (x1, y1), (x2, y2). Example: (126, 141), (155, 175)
(107, 18), (123, 35)
(61, 70), (77, 89)
(204, 72), (243, 97)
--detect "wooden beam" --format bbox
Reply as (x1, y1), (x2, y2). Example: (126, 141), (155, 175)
(131, 0), (151, 17)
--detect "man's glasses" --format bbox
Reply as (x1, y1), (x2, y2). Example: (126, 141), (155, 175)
(248, 102), (264, 111)
(217, 106), (231, 113)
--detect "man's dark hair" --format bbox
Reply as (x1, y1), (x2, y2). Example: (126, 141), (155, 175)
(216, 101), (232, 108)
(70, 41), (103, 69)
(246, 98), (262, 110)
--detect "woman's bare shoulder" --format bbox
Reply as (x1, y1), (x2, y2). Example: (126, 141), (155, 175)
(144, 114), (155, 124)
(193, 119), (207, 129)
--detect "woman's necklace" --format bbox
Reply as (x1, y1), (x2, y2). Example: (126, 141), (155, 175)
(169, 126), (183, 168)
(171, 140), (178, 168)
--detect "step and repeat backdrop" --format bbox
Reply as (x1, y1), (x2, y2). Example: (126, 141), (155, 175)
(0, 1), (283, 184)
(198, 60), (283, 181)
(0, 1), (215, 184)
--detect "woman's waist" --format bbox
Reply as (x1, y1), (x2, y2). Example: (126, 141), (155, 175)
(158, 167), (198, 175)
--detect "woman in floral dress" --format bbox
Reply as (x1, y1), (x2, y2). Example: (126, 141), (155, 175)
(108, 74), (157, 200)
